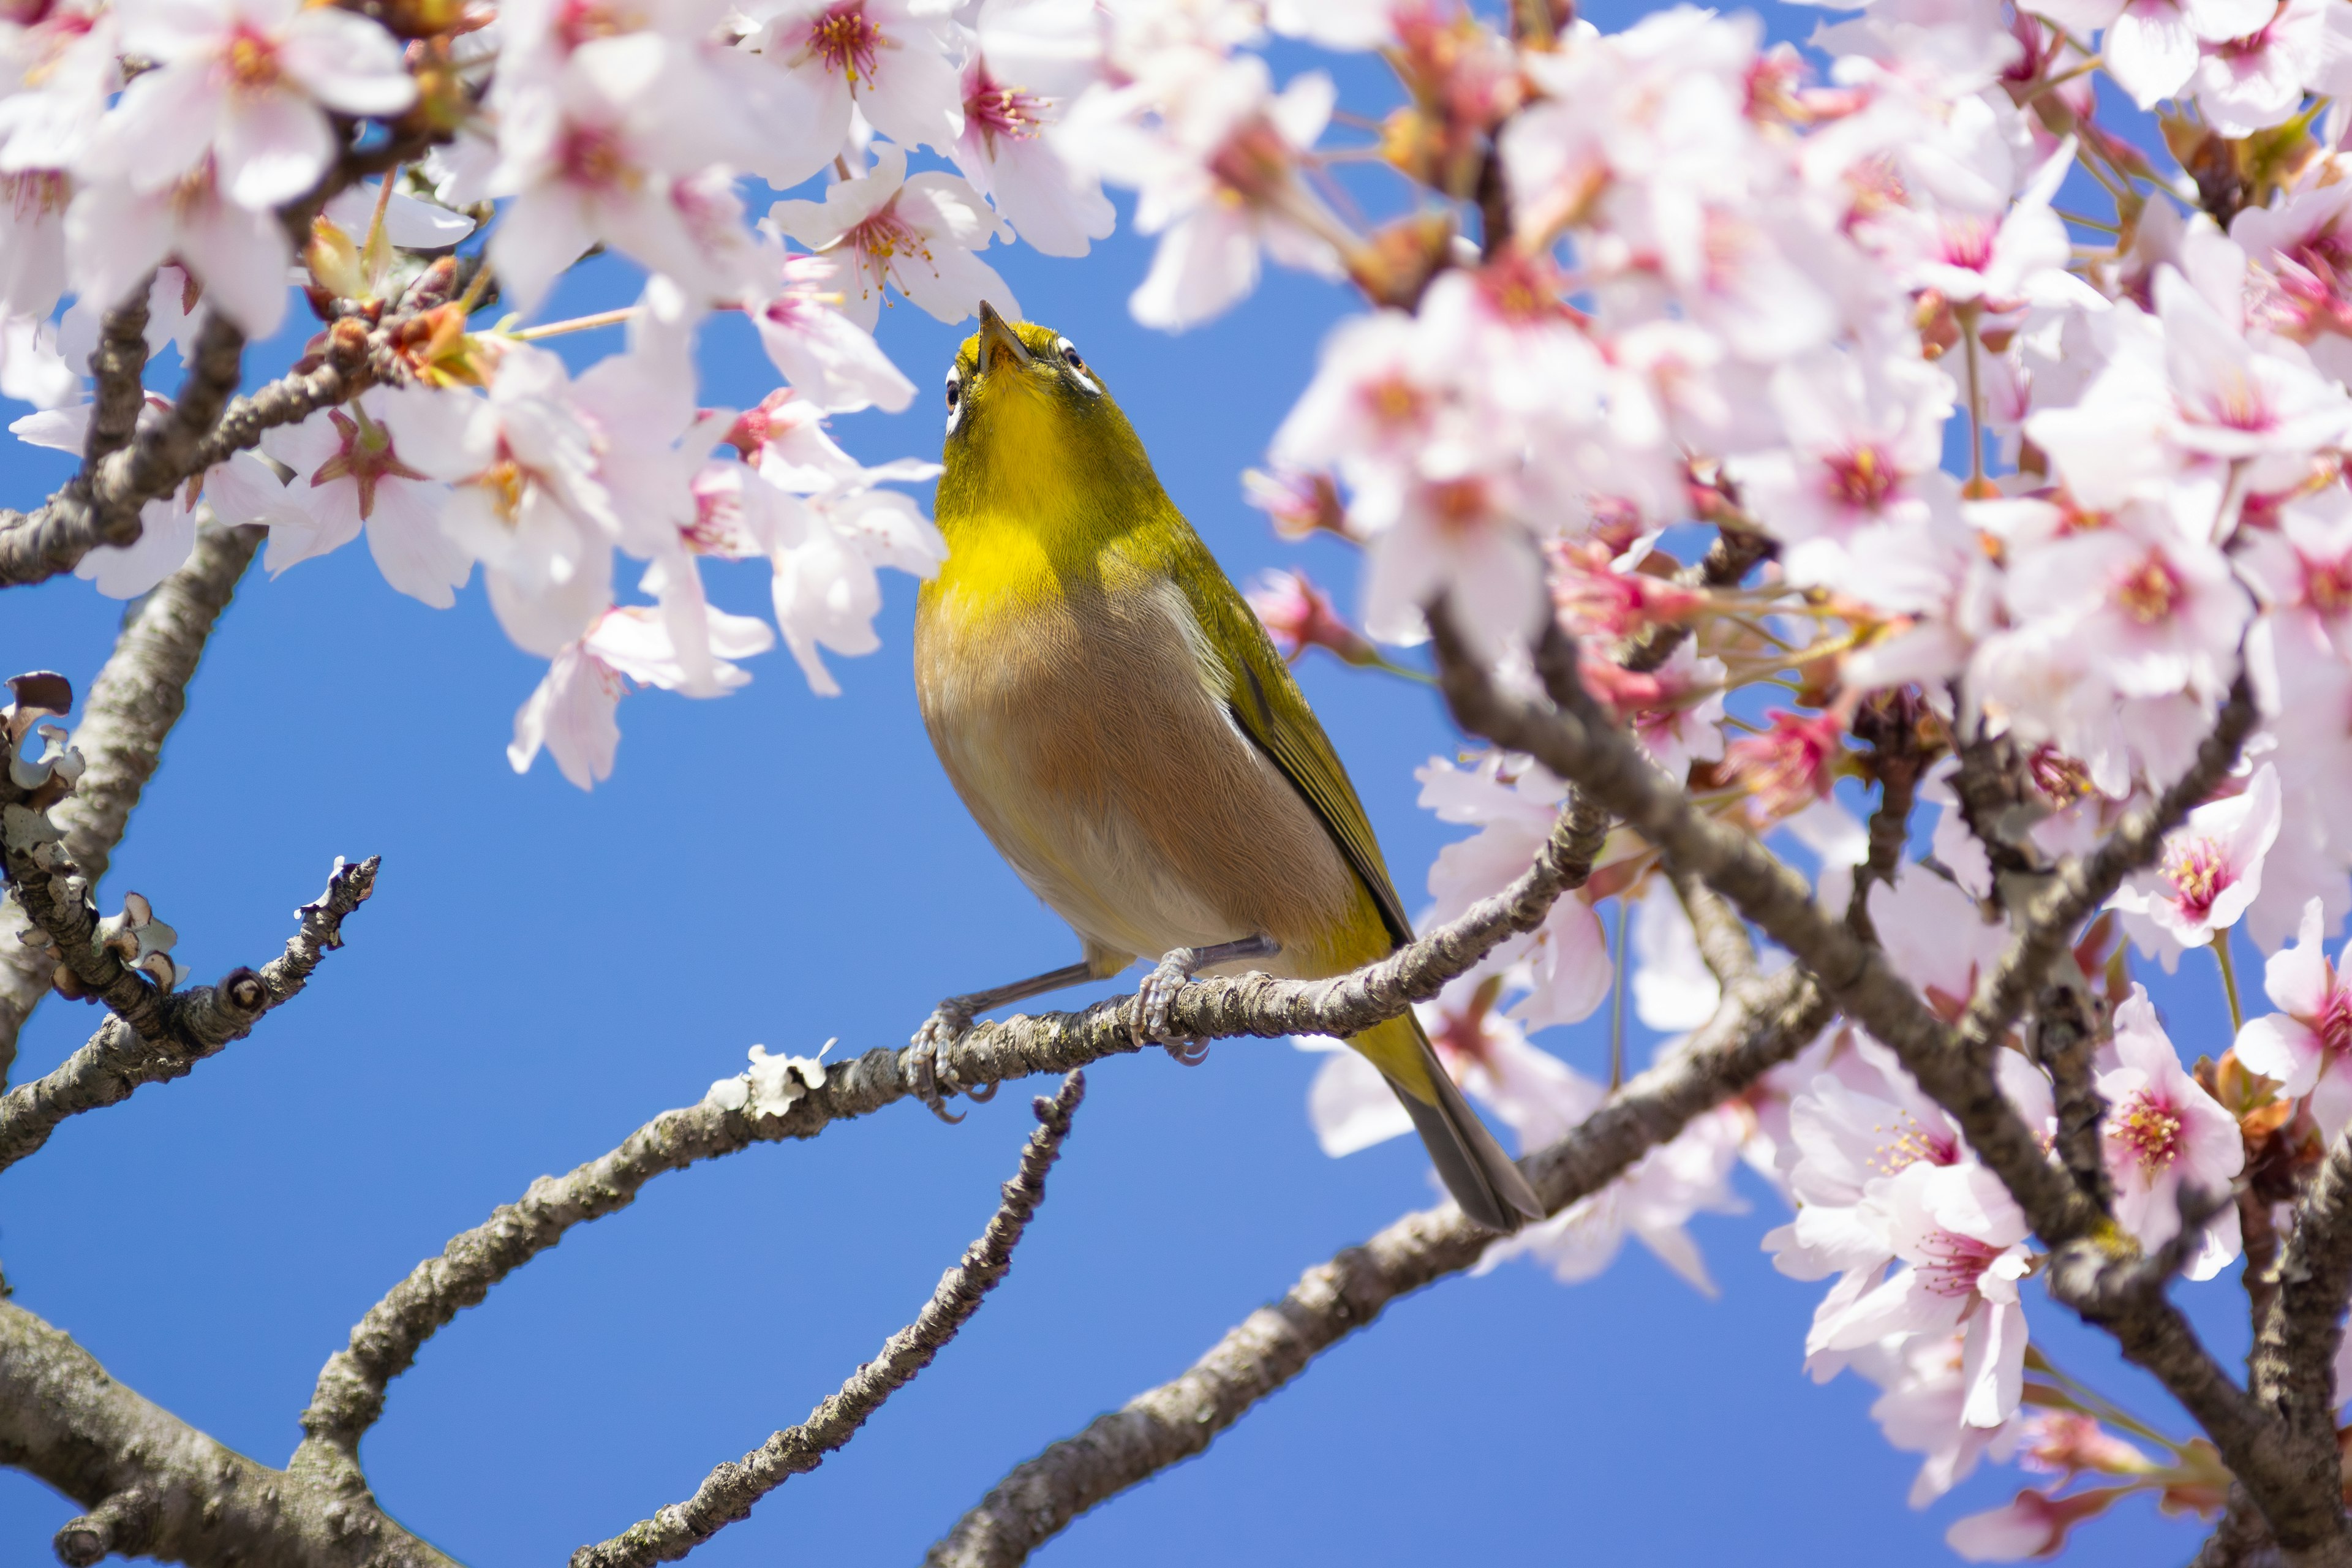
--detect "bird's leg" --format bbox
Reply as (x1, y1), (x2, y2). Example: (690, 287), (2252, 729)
(910, 961), (1098, 1123)
(1132, 934), (1281, 1060)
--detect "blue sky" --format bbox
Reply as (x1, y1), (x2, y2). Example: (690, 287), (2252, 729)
(0, 10), (2261, 1566)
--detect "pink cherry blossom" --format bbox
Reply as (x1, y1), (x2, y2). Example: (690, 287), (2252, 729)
(236, 387), (471, 608)
(741, 238), (917, 414)
(769, 142), (1017, 331)
(1418, 753), (1613, 1029)
(1073, 55), (1347, 330)
(2112, 764), (2283, 958)
(2236, 895), (2352, 1137)
(510, 602), (775, 790)
(2034, 0), (2278, 107)
(86, 0), (415, 211)
(750, 0), (965, 181)
(1851, 1332), (2027, 1507)
(950, 0), (1112, 258)
(2097, 985), (2245, 1274)
(2192, 0), (2331, 136)
(64, 161), (290, 335)
(1808, 1160), (2035, 1429)
(488, 40), (756, 314)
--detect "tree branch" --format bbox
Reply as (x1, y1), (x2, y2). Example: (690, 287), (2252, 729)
(0, 855), (375, 1174)
(2254, 1128), (2352, 1447)
(83, 290), (153, 469)
(1423, 614), (2352, 1559)
(0, 1297), (458, 1568)
(0, 319), (372, 592)
(1612, 527), (1773, 674)
(924, 966), (1830, 1568)
(570, 1072), (1090, 1568)
(293, 791), (1615, 1477)
(0, 525), (263, 1086)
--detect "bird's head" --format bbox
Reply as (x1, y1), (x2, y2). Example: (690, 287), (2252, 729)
(937, 301), (1159, 530)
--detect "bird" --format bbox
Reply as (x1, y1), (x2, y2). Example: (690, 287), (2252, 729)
(908, 301), (1544, 1235)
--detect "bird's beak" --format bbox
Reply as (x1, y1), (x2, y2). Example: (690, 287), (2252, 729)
(976, 300), (1031, 372)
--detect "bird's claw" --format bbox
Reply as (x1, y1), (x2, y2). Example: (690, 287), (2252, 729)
(910, 1004), (975, 1124)
(1164, 1036), (1211, 1066)
(1131, 947), (1202, 1054)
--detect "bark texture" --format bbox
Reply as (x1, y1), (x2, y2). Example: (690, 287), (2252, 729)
(0, 524), (263, 1084)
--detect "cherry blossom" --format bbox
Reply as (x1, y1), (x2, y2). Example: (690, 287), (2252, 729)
(2111, 764), (2283, 961)
(2236, 896), (2352, 1137)
(749, 0), (966, 181)
(510, 603), (775, 790)
(742, 238), (917, 413)
(2032, 0), (2278, 106)
(951, 0), (1113, 258)
(1807, 1160), (2035, 1429)
(85, 0), (415, 211)
(64, 161), (290, 336)
(1418, 753), (1612, 1029)
(769, 142), (1016, 331)
(2097, 986), (2245, 1275)
(232, 388), (472, 608)
(1073, 55), (1347, 330)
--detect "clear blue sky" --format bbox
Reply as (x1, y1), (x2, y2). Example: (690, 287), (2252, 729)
(0, 11), (2249, 1564)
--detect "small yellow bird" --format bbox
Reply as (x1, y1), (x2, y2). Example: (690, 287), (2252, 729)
(910, 303), (1542, 1234)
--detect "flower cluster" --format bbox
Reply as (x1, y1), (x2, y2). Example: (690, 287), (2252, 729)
(20, 0), (2352, 1553)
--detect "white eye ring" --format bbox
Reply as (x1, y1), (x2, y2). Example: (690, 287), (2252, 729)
(944, 368), (963, 434)
(1056, 337), (1100, 395)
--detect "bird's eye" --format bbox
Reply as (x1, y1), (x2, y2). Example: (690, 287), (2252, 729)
(944, 369), (963, 434)
(1056, 337), (1100, 396)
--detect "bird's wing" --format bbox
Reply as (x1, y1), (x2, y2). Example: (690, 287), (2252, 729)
(1169, 537), (1417, 951)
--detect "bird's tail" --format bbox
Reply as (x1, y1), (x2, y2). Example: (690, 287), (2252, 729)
(1348, 1012), (1545, 1234)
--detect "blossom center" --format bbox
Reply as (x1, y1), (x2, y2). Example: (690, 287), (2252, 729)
(807, 3), (883, 85)
(1915, 1229), (2002, 1298)
(224, 27), (281, 93)
(311, 408), (430, 521)
(1363, 374), (1424, 428)
(965, 65), (1047, 154)
(470, 459), (525, 525)
(2028, 744), (2094, 806)
(1939, 214), (1996, 272)
(1208, 119), (1296, 208)
(560, 124), (638, 192)
(1867, 1111), (1958, 1178)
(2306, 553), (2352, 617)
(1825, 445), (1896, 512)
(2190, 368), (2275, 432)
(2314, 979), (2352, 1057)
(846, 203), (929, 301)
(2113, 551), (2183, 625)
(2159, 836), (2231, 918)
(1425, 477), (1492, 533)
(2114, 1090), (2184, 1174)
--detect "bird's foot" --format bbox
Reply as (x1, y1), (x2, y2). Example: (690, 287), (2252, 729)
(1129, 935), (1278, 1061)
(910, 1003), (980, 1124)
(1130, 948), (1200, 1054)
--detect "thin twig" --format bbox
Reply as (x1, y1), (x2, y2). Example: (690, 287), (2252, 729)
(924, 968), (1829, 1568)
(571, 1072), (1089, 1568)
(0, 856), (377, 1174)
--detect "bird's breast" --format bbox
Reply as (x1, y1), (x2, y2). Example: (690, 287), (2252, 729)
(914, 566), (1366, 973)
